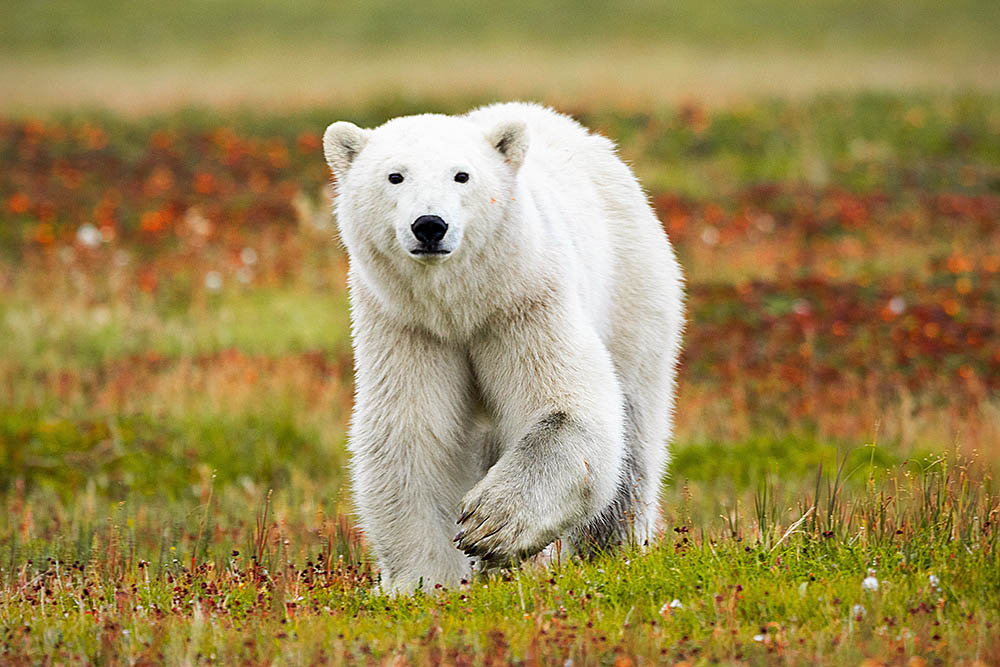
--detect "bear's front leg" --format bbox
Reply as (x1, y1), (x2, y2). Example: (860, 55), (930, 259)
(456, 299), (626, 562)
(349, 297), (480, 594)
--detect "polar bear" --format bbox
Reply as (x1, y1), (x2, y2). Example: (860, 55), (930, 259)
(323, 102), (683, 594)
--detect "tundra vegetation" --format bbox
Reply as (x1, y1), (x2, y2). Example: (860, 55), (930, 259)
(1, 6), (999, 660)
(1, 93), (998, 664)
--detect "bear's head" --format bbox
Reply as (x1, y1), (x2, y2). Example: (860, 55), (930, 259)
(323, 114), (528, 265)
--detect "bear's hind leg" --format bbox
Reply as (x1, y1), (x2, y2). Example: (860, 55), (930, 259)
(568, 398), (653, 557)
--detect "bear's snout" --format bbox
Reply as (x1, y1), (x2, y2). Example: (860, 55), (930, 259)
(411, 215), (449, 253)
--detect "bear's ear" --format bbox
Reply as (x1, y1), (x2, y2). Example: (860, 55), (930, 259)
(323, 121), (370, 177)
(487, 120), (529, 170)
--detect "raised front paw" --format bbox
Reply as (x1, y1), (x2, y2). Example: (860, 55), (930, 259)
(453, 481), (555, 564)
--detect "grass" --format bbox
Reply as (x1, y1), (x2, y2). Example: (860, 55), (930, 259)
(0, 286), (351, 372)
(2, 454), (997, 664)
(1, 92), (998, 662)
(6, 0), (997, 58)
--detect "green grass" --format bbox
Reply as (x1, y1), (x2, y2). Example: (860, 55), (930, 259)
(596, 93), (1000, 196)
(0, 409), (345, 502)
(0, 286), (352, 374)
(4, 0), (996, 59)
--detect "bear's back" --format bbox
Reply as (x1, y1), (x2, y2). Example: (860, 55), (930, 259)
(466, 102), (616, 165)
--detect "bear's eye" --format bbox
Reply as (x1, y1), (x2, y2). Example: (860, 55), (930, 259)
(388, 173), (404, 184)
(454, 172), (469, 183)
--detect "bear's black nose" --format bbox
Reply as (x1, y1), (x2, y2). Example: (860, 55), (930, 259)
(411, 215), (448, 245)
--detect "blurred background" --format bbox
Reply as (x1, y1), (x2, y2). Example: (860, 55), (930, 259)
(3, 0), (999, 110)
(1, 0), (998, 562)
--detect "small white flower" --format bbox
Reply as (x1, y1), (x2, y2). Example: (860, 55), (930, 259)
(852, 604), (866, 618)
(929, 574), (940, 590)
(204, 271), (222, 291)
(888, 296), (906, 315)
(76, 223), (102, 247)
(240, 247), (258, 265)
(659, 599), (683, 615)
(753, 634), (765, 642)
(700, 226), (720, 246)
(862, 568), (879, 592)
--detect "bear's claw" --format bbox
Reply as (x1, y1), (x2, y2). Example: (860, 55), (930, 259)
(456, 503), (478, 524)
(454, 495), (517, 558)
(455, 477), (558, 563)
(454, 514), (509, 556)
(458, 520), (509, 557)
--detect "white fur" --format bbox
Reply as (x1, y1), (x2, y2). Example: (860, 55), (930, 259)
(324, 103), (684, 594)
